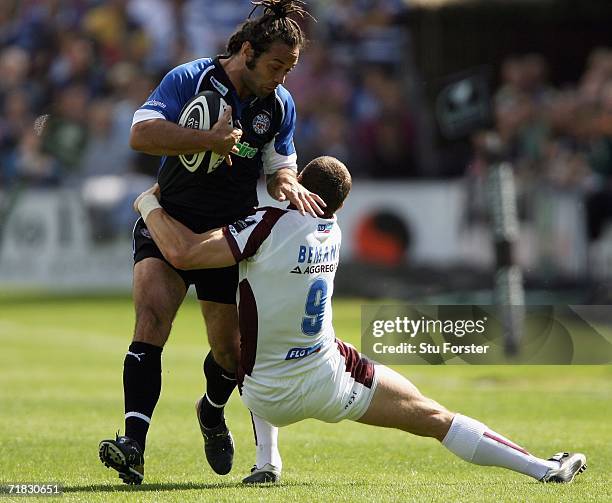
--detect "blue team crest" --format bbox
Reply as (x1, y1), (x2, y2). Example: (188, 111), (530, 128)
(252, 113), (271, 135)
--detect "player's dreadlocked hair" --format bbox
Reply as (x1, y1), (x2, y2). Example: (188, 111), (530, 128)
(227, 0), (314, 68)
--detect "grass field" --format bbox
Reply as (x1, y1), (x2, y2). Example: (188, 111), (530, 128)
(1, 295), (611, 502)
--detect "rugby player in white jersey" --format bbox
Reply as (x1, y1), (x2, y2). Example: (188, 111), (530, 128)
(132, 156), (587, 484)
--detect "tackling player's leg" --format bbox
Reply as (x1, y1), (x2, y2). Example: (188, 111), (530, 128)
(358, 365), (586, 483)
(242, 413), (282, 484)
(99, 258), (187, 485)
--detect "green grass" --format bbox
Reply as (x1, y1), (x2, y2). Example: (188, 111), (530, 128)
(1, 295), (611, 502)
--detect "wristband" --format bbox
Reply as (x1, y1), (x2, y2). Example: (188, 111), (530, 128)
(138, 194), (162, 222)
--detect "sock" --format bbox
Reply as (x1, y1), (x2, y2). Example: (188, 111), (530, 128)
(123, 341), (163, 452)
(442, 414), (559, 480)
(251, 413), (282, 470)
(200, 351), (237, 428)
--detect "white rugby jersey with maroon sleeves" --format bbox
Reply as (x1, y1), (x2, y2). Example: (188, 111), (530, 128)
(222, 206), (341, 382)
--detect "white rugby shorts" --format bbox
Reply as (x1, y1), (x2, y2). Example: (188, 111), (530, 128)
(241, 340), (378, 427)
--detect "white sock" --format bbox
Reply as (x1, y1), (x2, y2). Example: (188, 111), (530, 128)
(251, 413), (282, 470)
(442, 414), (558, 480)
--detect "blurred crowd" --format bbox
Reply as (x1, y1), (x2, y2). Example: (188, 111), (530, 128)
(2, 0), (611, 244)
(470, 49), (612, 243)
(0, 0), (413, 196)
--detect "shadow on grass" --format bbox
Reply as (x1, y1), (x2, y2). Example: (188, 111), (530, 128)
(64, 477), (581, 494)
(63, 480), (324, 493)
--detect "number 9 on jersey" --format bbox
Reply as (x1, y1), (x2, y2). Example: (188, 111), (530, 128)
(302, 278), (328, 336)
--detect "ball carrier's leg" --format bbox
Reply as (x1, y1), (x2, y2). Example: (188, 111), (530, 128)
(358, 365), (586, 482)
(100, 258), (187, 484)
(199, 302), (240, 428)
(195, 301), (240, 475)
(125, 258), (187, 447)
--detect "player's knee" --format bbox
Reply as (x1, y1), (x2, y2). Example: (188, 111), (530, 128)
(210, 345), (239, 373)
(417, 399), (453, 441)
(208, 332), (240, 371)
(207, 324), (240, 371)
(134, 305), (172, 345)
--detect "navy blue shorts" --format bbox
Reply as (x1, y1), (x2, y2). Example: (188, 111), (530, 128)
(132, 217), (238, 304)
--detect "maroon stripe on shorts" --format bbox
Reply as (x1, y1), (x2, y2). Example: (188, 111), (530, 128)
(241, 207), (287, 259)
(222, 226), (242, 262)
(237, 278), (258, 383)
(336, 339), (375, 388)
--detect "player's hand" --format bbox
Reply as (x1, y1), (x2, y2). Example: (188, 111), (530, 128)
(274, 179), (326, 217)
(209, 107), (242, 167)
(133, 183), (160, 214)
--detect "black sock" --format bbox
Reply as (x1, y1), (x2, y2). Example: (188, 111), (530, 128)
(200, 351), (237, 428)
(123, 341), (163, 452)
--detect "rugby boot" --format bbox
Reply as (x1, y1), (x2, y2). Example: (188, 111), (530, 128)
(196, 396), (234, 475)
(242, 463), (281, 484)
(540, 452), (587, 483)
(99, 434), (144, 485)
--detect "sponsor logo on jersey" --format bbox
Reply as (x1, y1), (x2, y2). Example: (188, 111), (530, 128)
(289, 263), (337, 274)
(317, 223), (333, 233)
(140, 228), (152, 239)
(252, 112), (271, 135)
(144, 100), (166, 109)
(302, 263), (337, 274)
(210, 76), (229, 96)
(297, 244), (339, 264)
(285, 342), (323, 360)
(228, 217), (257, 236)
(234, 141), (258, 159)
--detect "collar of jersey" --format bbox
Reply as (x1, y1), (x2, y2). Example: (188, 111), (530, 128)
(213, 55), (256, 109)
(287, 203), (336, 221)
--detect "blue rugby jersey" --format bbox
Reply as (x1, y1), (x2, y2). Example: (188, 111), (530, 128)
(133, 56), (298, 230)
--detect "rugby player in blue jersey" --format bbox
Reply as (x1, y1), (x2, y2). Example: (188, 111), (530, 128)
(99, 0), (323, 485)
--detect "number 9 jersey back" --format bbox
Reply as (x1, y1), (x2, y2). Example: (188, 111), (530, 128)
(222, 206), (341, 381)
(223, 206), (377, 426)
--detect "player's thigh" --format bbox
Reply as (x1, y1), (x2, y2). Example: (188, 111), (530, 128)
(133, 257), (188, 346)
(200, 300), (240, 369)
(357, 365), (453, 441)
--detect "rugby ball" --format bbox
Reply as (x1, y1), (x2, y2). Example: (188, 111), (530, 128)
(177, 90), (232, 173)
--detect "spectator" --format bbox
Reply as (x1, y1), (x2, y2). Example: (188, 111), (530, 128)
(83, 0), (149, 67)
(585, 80), (612, 241)
(41, 84), (89, 175)
(0, 0), (417, 194)
(80, 98), (133, 177)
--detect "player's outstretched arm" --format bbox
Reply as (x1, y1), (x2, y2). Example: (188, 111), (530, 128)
(130, 108), (242, 160)
(266, 168), (326, 217)
(134, 185), (237, 270)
